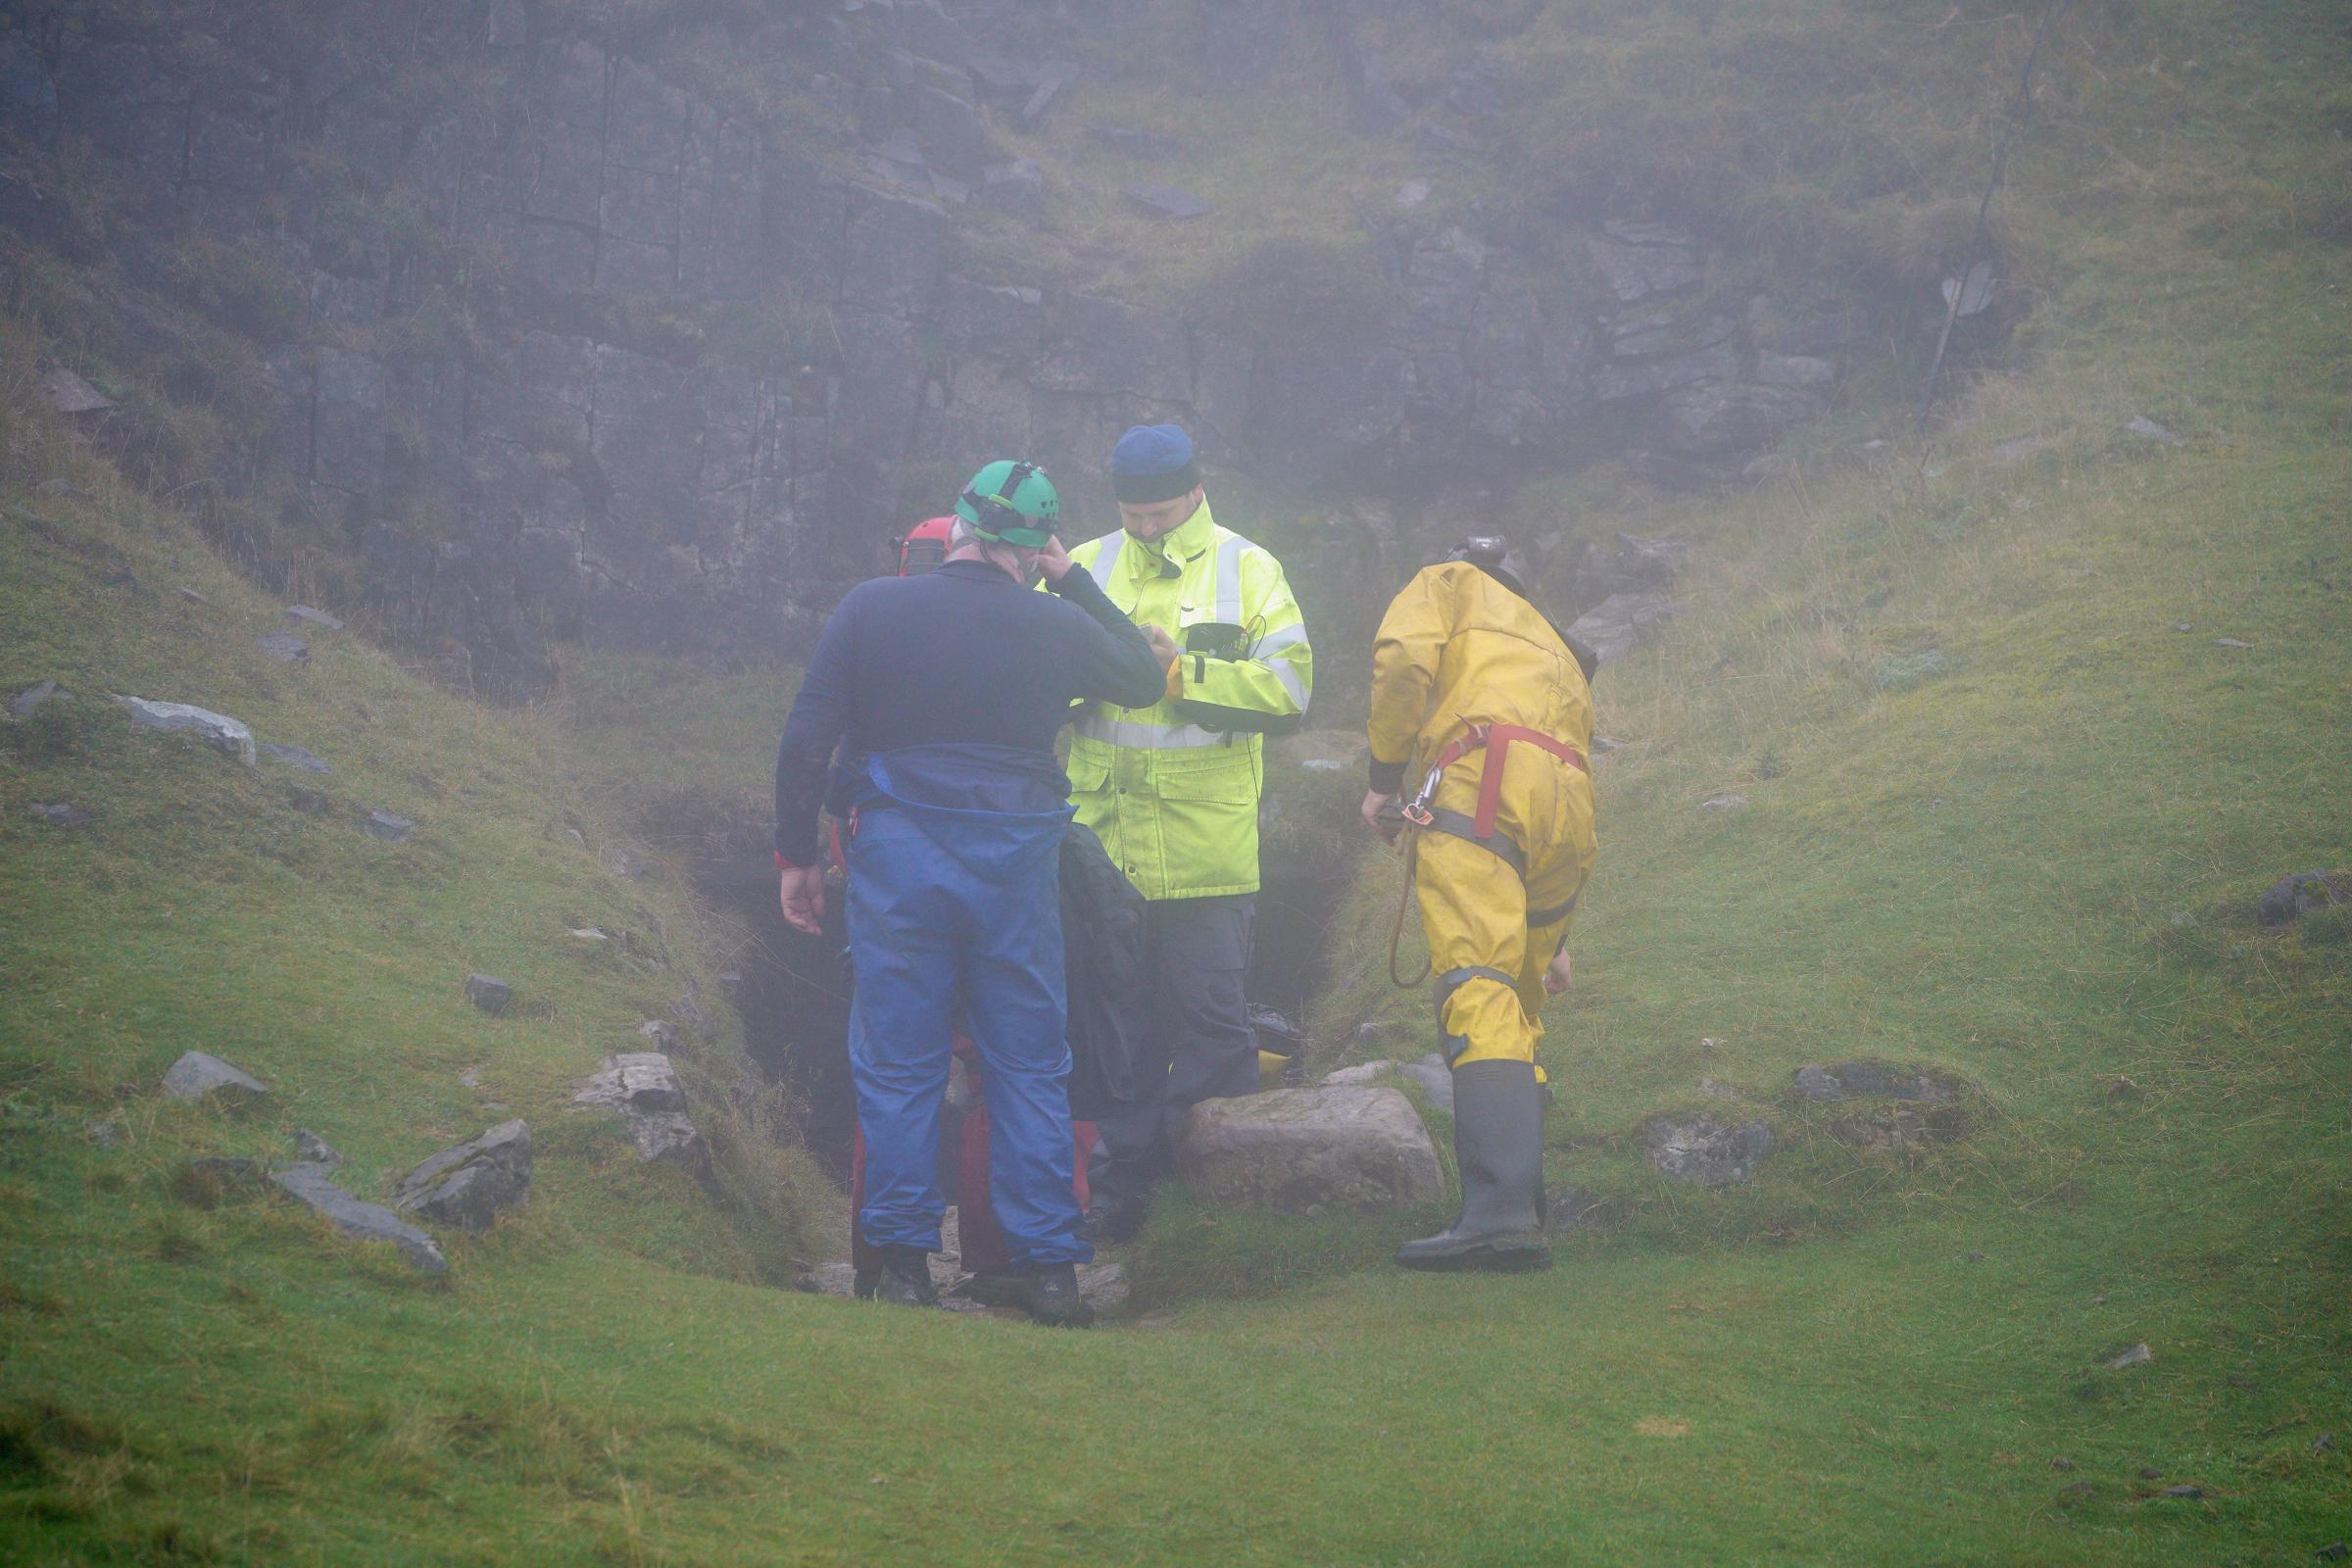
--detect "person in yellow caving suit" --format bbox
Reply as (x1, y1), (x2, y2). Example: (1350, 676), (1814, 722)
(1360, 538), (1598, 1273)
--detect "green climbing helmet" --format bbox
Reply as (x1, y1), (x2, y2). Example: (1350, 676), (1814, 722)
(954, 459), (1059, 549)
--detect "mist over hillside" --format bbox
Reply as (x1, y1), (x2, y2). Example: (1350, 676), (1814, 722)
(0, 0), (2062, 697)
(1, 2), (2347, 1563)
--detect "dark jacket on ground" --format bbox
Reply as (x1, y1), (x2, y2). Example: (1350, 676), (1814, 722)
(773, 559), (1164, 866)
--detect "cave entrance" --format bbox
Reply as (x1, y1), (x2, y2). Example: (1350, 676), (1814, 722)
(701, 839), (1359, 1181)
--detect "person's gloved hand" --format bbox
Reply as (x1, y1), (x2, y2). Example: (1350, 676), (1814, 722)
(1361, 789), (1401, 845)
(1544, 948), (1574, 996)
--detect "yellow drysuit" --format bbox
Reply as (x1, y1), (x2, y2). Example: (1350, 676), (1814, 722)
(1368, 562), (1596, 1070)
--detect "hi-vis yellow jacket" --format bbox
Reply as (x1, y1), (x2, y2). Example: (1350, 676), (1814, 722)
(1064, 501), (1312, 901)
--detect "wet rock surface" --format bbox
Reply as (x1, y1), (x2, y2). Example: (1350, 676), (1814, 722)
(575, 1052), (705, 1166)
(118, 698), (255, 764)
(1175, 1087), (1444, 1213)
(0, 10), (1915, 694)
(394, 1120), (533, 1232)
(2255, 870), (2349, 928)
(161, 1051), (267, 1102)
(272, 1161), (447, 1273)
(464, 973), (514, 1015)
(1644, 1115), (1771, 1187)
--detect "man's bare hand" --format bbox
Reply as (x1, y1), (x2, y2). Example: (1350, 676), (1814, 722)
(778, 865), (827, 936)
(1142, 623), (1180, 672)
(1361, 789), (1400, 845)
(1034, 534), (1073, 583)
(1543, 947), (1574, 996)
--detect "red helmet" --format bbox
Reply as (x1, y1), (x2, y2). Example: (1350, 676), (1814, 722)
(892, 516), (956, 576)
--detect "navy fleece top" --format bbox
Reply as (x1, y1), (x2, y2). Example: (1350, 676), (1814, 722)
(773, 559), (1164, 865)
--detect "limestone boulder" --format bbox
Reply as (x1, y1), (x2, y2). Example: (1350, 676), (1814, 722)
(1644, 1114), (1771, 1187)
(118, 698), (255, 764)
(161, 1051), (267, 1102)
(394, 1119), (532, 1232)
(575, 1052), (705, 1167)
(272, 1162), (447, 1273)
(1175, 1087), (1443, 1213)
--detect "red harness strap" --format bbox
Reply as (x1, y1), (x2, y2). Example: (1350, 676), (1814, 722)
(1414, 723), (1588, 839)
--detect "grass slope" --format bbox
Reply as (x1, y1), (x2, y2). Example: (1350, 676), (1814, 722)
(4, 6), (2350, 1566)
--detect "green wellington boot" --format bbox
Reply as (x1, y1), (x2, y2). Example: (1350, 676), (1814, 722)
(1396, 1058), (1552, 1273)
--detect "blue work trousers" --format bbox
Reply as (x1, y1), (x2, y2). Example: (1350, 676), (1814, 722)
(846, 808), (1091, 1266)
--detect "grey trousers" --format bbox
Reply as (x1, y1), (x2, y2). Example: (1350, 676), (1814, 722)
(1090, 893), (1256, 1204)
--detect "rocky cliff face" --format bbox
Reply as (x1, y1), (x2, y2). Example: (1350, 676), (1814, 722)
(0, 1), (1951, 698)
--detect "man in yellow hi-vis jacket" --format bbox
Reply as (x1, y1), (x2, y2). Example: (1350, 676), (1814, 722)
(1361, 539), (1597, 1272)
(1063, 424), (1313, 1240)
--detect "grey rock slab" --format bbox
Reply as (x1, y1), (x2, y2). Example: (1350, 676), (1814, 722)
(1019, 67), (1075, 126)
(2107, 1342), (2153, 1370)
(1699, 793), (1749, 812)
(259, 742), (330, 773)
(256, 632), (310, 663)
(39, 365), (115, 416)
(1586, 235), (1701, 304)
(2127, 416), (2181, 443)
(2214, 637), (2253, 650)
(1566, 592), (1679, 665)
(638, 1019), (684, 1054)
(28, 802), (92, 827)
(395, 1119), (532, 1233)
(161, 1050), (267, 1102)
(1320, 1060), (1398, 1087)
(293, 1129), (345, 1167)
(1791, 1061), (1959, 1104)
(8, 679), (70, 717)
(178, 586), (209, 606)
(1831, 1110), (1940, 1150)
(979, 157), (1043, 220)
(2255, 869), (2349, 928)
(624, 1108), (706, 1166)
(1175, 1086), (1443, 1213)
(118, 698), (256, 764)
(1399, 1054), (1453, 1115)
(1123, 181), (1210, 220)
(1644, 1114), (1771, 1187)
(575, 1052), (686, 1114)
(283, 605), (345, 630)
(464, 973), (514, 1015)
(271, 1162), (447, 1273)
(363, 810), (414, 843)
(1078, 1261), (1129, 1315)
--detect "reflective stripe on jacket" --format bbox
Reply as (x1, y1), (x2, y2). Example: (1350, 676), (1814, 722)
(1065, 501), (1312, 901)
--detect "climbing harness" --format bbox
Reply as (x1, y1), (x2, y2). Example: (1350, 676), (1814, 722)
(1386, 722), (1589, 989)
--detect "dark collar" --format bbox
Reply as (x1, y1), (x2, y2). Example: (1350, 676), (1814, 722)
(934, 558), (1017, 586)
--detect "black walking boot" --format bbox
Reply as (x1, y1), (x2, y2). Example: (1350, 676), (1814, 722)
(1003, 1263), (1096, 1328)
(1396, 1058), (1551, 1273)
(872, 1246), (938, 1307)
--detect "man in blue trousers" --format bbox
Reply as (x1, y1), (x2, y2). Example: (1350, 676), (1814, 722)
(773, 460), (1168, 1325)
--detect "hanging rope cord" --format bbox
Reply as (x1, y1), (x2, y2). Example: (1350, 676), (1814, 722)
(1914, 0), (2075, 442)
(1388, 824), (1431, 989)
